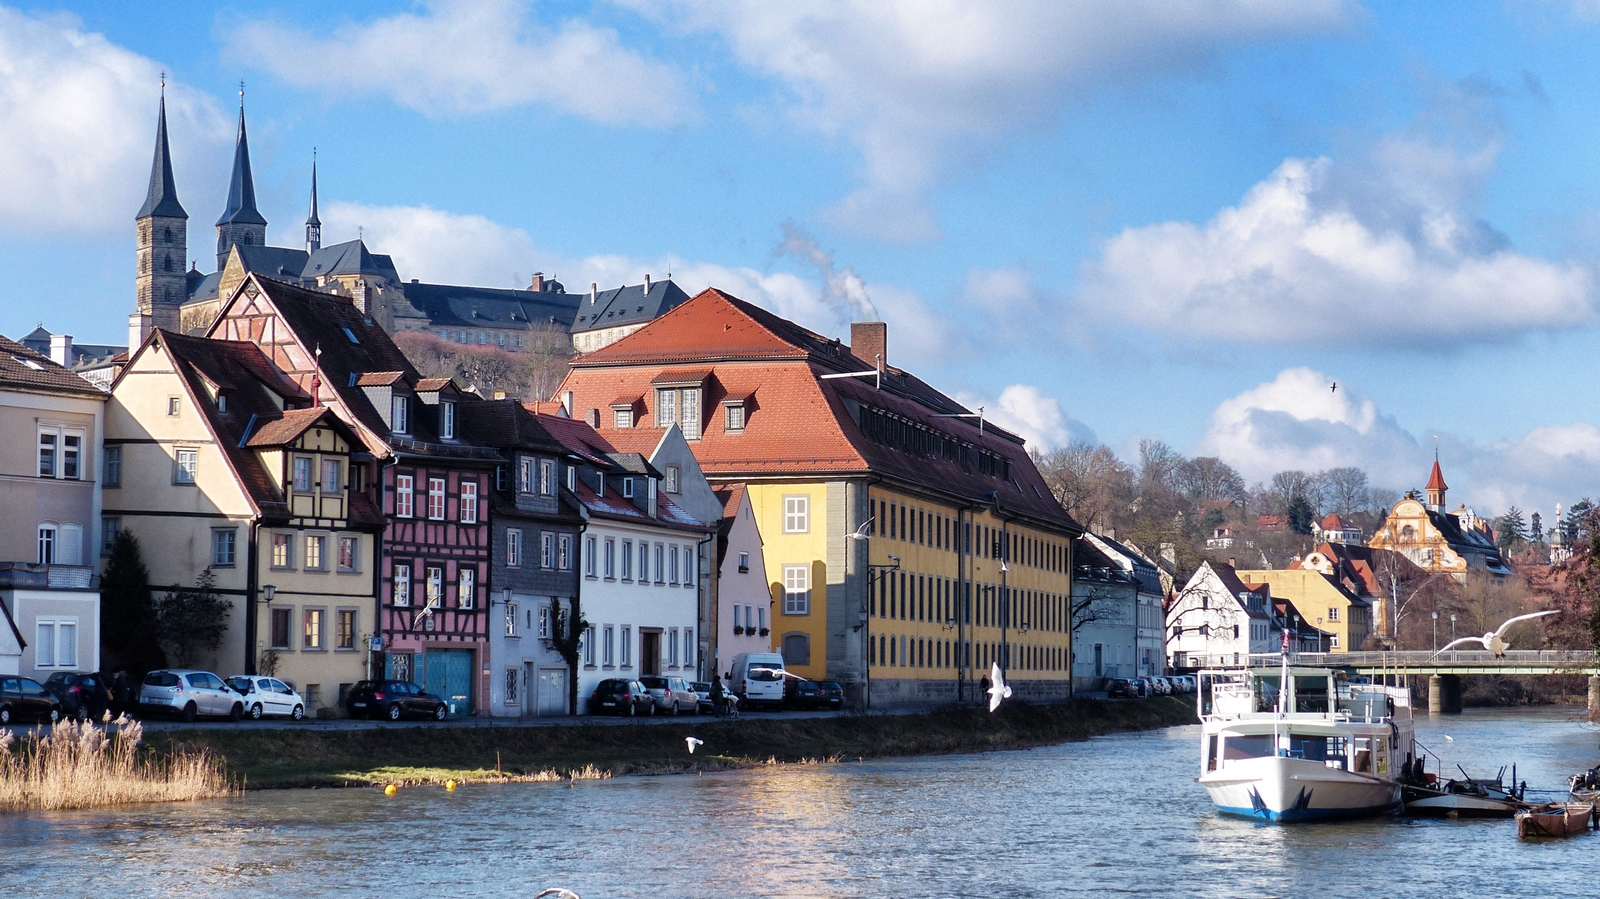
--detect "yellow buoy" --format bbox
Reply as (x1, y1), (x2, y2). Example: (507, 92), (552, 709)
(445, 780), (457, 791)
(384, 784), (398, 796)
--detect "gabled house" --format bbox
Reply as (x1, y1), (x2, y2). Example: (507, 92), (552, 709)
(0, 334), (107, 681)
(105, 330), (384, 705)
(1369, 460), (1510, 583)
(538, 412), (711, 711)
(1070, 536), (1138, 687)
(1085, 534), (1166, 677)
(204, 274), (499, 714)
(1167, 561), (1275, 670)
(713, 484), (772, 671)
(570, 277), (692, 353)
(1313, 513), (1362, 545)
(1235, 566), (1370, 653)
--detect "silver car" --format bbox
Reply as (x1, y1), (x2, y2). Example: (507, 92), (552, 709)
(638, 675), (699, 715)
(139, 669), (244, 722)
(226, 676), (307, 721)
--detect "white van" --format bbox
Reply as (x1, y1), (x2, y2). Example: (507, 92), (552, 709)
(728, 652), (787, 709)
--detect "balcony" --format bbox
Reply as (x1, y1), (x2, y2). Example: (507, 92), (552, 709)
(0, 562), (96, 591)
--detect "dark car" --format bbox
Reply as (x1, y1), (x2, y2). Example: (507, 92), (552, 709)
(42, 672), (114, 721)
(0, 676), (61, 725)
(344, 680), (447, 721)
(589, 678), (654, 717)
(814, 680), (845, 711)
(1106, 678), (1135, 699)
(784, 678), (826, 710)
(690, 681), (715, 714)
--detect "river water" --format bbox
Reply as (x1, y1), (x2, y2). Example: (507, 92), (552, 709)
(6, 706), (1599, 898)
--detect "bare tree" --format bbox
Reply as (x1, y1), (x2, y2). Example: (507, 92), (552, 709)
(1176, 456), (1246, 503)
(1317, 467), (1369, 518)
(1034, 441), (1134, 533)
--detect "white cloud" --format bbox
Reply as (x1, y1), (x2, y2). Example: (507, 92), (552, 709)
(954, 384), (1096, 453)
(227, 0), (693, 125)
(625, 0), (1347, 238)
(1196, 367), (1600, 515)
(0, 6), (230, 233)
(1078, 141), (1595, 347)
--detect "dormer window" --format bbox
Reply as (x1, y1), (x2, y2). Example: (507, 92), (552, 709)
(392, 395), (410, 434)
(623, 477), (634, 499)
(293, 457), (313, 491)
(566, 465), (575, 492)
(724, 398), (747, 433)
(216, 391), (230, 415)
(441, 401), (456, 440)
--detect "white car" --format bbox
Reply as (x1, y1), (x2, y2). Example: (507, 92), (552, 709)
(225, 676), (307, 721)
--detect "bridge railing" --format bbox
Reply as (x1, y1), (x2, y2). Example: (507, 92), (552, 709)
(1250, 649), (1598, 669)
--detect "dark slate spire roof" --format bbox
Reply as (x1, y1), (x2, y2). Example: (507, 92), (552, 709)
(306, 156), (320, 227)
(217, 105), (267, 227)
(136, 91), (186, 220)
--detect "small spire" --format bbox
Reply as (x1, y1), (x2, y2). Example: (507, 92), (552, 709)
(217, 94), (266, 228)
(136, 83), (186, 220)
(305, 150), (322, 252)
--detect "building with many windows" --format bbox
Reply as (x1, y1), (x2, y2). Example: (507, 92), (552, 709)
(105, 330), (383, 703)
(0, 334), (106, 682)
(557, 289), (1082, 708)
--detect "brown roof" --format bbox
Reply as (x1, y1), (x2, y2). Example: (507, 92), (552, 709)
(559, 289), (1079, 535)
(0, 334), (106, 398)
(416, 377), (454, 392)
(460, 398), (567, 454)
(245, 406), (347, 447)
(354, 371), (407, 386)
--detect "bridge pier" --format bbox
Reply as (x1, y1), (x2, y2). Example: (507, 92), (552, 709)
(1589, 676), (1600, 721)
(1428, 674), (1462, 714)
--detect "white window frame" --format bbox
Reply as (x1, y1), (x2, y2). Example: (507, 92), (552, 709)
(272, 532), (292, 568)
(34, 618), (77, 669)
(583, 625), (596, 667)
(393, 564), (411, 607)
(305, 534), (326, 571)
(783, 564), (810, 615)
(542, 533), (555, 569)
(603, 625), (615, 667)
(518, 458), (534, 493)
(425, 567), (443, 607)
(174, 448), (198, 485)
(664, 464), (680, 494)
(441, 402), (456, 440)
(293, 456), (313, 491)
(654, 543), (665, 584)
(604, 538), (616, 579)
(668, 627), (680, 668)
(460, 481), (479, 524)
(584, 536), (597, 577)
(540, 460), (554, 495)
(784, 495), (809, 533)
(459, 568), (476, 609)
(656, 388), (677, 427)
(392, 395), (410, 434)
(558, 534), (572, 570)
(428, 478), (446, 520)
(507, 528), (523, 567)
(395, 474), (414, 518)
(506, 601), (519, 637)
(36, 524), (56, 565)
(621, 540), (633, 581)
(621, 626), (632, 667)
(322, 457), (342, 493)
(680, 387), (700, 440)
(537, 602), (551, 640)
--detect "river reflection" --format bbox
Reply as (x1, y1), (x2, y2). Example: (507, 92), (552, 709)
(5, 707), (1599, 898)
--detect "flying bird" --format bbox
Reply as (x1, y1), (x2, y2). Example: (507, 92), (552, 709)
(1331, 382), (1337, 393)
(1435, 610), (1559, 658)
(847, 518), (875, 541)
(686, 736), (704, 754)
(987, 662), (1012, 713)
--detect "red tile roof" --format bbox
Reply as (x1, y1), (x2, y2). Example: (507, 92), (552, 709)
(0, 334), (107, 398)
(1427, 459), (1448, 491)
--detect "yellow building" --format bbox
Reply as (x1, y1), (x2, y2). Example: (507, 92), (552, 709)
(1234, 568), (1371, 653)
(558, 290), (1081, 707)
(1367, 460), (1510, 584)
(106, 330), (383, 711)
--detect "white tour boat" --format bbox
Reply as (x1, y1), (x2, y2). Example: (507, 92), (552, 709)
(1196, 658), (1416, 823)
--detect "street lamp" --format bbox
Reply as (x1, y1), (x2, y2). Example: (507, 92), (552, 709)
(1432, 610), (1439, 651)
(1450, 613), (1457, 646)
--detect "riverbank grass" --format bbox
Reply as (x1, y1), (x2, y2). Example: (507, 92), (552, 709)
(0, 717), (232, 811)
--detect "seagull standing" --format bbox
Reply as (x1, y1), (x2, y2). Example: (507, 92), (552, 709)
(535, 890), (581, 899)
(987, 662), (1012, 712)
(1435, 610), (1559, 658)
(685, 736), (704, 754)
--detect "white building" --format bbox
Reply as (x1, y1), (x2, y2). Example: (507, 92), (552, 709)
(1086, 534), (1167, 677)
(1166, 561), (1276, 670)
(1071, 536), (1138, 688)
(712, 484), (771, 676)
(541, 414), (711, 709)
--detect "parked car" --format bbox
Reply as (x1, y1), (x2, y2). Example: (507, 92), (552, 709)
(42, 672), (114, 721)
(690, 681), (715, 714)
(226, 676), (307, 721)
(639, 675), (698, 715)
(0, 676), (61, 725)
(1106, 678), (1136, 698)
(814, 680), (845, 711)
(1150, 676), (1173, 696)
(784, 677), (826, 709)
(344, 680), (448, 721)
(589, 678), (654, 717)
(1129, 677), (1151, 697)
(139, 669), (244, 722)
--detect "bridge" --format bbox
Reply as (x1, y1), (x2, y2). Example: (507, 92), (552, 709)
(1238, 650), (1600, 714)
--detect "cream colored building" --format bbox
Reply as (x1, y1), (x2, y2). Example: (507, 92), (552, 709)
(105, 330), (382, 710)
(1368, 460), (1510, 584)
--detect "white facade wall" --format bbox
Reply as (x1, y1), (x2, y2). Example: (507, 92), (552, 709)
(1166, 565), (1271, 670)
(716, 492), (770, 677)
(1071, 581), (1137, 685)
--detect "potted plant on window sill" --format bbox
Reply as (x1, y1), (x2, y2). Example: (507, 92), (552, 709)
(732, 625), (744, 635)
(758, 628), (770, 637)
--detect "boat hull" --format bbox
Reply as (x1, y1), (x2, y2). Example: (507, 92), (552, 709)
(1517, 803), (1593, 839)
(1403, 793), (1518, 819)
(1202, 756), (1401, 823)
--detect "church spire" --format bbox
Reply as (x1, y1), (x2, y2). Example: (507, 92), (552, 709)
(136, 79), (186, 220)
(306, 151), (321, 253)
(1425, 455), (1448, 511)
(216, 83), (267, 269)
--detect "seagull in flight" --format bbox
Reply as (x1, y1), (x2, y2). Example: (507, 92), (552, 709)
(685, 736), (704, 754)
(1435, 610), (1559, 658)
(1331, 382), (1337, 393)
(987, 662), (1012, 713)
(847, 517), (875, 541)
(535, 890), (581, 899)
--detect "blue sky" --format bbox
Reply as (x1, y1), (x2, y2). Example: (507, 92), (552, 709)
(1, 1), (1597, 515)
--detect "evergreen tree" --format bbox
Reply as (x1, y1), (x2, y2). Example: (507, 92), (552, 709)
(1530, 512), (1544, 544)
(1287, 494), (1315, 535)
(155, 570), (232, 668)
(99, 530), (165, 676)
(1496, 507), (1526, 552)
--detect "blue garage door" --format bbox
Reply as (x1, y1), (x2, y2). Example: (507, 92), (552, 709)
(423, 649), (473, 717)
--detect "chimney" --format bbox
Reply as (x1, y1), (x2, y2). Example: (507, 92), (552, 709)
(590, 282), (598, 305)
(530, 272), (544, 292)
(585, 408), (600, 428)
(128, 313), (151, 354)
(851, 321), (887, 371)
(643, 273), (651, 294)
(49, 334), (73, 368)
(561, 390), (574, 417)
(1227, 557), (1237, 568)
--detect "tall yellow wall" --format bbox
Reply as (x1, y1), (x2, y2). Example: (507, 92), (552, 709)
(746, 482), (830, 680)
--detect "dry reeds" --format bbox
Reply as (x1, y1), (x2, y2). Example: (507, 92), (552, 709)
(0, 716), (232, 812)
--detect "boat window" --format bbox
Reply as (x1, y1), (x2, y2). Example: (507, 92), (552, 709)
(1253, 676), (1281, 713)
(1353, 737), (1373, 773)
(1222, 735), (1275, 760)
(1294, 676), (1329, 713)
(1206, 735), (1219, 771)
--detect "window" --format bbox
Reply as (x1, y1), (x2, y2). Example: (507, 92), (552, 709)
(270, 608), (292, 649)
(303, 609), (324, 650)
(293, 457), (313, 491)
(1330, 635), (1340, 648)
(395, 475), (414, 517)
(668, 628), (680, 667)
(425, 567), (443, 607)
(783, 565), (810, 615)
(461, 481), (479, 523)
(37, 524), (58, 565)
(37, 432), (54, 477)
(585, 536), (597, 577)
(637, 542), (650, 584)
(758, 606), (767, 635)
(782, 633), (811, 666)
(558, 534), (572, 570)
(167, 396), (181, 416)
(538, 603), (551, 640)
(322, 458), (342, 493)
(614, 406), (633, 429)
(654, 544), (665, 583)
(441, 402), (456, 439)
(1328, 607), (1340, 622)
(305, 535), (325, 570)
(680, 388), (701, 440)
(393, 564), (411, 606)
(272, 533), (292, 568)
(736, 551), (751, 573)
(392, 395), (410, 434)
(507, 528), (523, 567)
(621, 626), (632, 666)
(101, 517), (120, 555)
(603, 625), (616, 666)
(566, 465), (576, 491)
(604, 538), (616, 579)
(784, 496), (809, 533)
(542, 532), (555, 569)
(458, 568), (475, 609)
(61, 434), (80, 479)
(584, 625), (596, 667)
(540, 460), (554, 495)
(621, 540), (633, 580)
(428, 478), (446, 520)
(506, 601), (519, 637)
(338, 536), (359, 572)
(685, 629), (695, 669)
(174, 448), (198, 484)
(669, 547), (680, 584)
(336, 610), (356, 650)
(504, 668), (519, 704)
(212, 529), (237, 566)
(518, 458), (534, 493)
(664, 465), (680, 494)
(104, 446), (121, 487)
(656, 388), (677, 427)
(622, 477), (634, 499)
(725, 402), (745, 433)
(35, 619), (77, 668)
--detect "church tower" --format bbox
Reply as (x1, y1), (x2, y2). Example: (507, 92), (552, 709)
(135, 83), (188, 337)
(1425, 457), (1448, 511)
(305, 154), (321, 253)
(216, 89), (267, 270)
